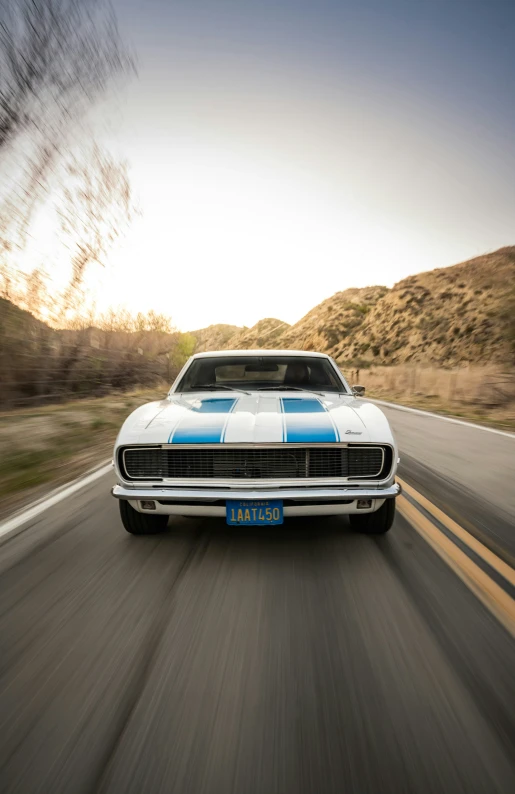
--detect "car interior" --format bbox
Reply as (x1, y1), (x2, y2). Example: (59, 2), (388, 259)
(177, 356), (347, 392)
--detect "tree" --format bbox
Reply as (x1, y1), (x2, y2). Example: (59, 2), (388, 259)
(20, 266), (50, 316)
(0, 0), (133, 151)
(0, 0), (134, 291)
(171, 332), (196, 368)
(132, 310), (176, 335)
(96, 307), (135, 333)
(56, 143), (135, 314)
(144, 310), (176, 334)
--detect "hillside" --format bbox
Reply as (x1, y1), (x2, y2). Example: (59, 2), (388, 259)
(229, 318), (291, 350)
(331, 247), (515, 365)
(190, 323), (242, 352)
(188, 247), (515, 365)
(277, 286), (388, 352)
(0, 296), (54, 339)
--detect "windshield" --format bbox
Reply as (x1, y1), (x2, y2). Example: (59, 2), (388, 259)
(175, 355), (349, 393)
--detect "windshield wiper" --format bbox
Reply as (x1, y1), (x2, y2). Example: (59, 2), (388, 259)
(256, 386), (325, 396)
(197, 384), (251, 395)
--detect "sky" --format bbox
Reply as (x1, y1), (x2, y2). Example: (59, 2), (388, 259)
(79, 0), (515, 329)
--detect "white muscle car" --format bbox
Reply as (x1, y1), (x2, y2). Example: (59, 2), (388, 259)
(112, 350), (400, 534)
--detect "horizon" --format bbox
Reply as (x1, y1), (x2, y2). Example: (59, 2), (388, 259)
(184, 243), (515, 332)
(12, 243), (514, 334)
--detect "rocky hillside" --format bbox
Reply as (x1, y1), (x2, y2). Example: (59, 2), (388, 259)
(277, 286), (388, 353)
(190, 323), (242, 352)
(228, 318), (291, 350)
(331, 247), (515, 365)
(189, 247), (515, 365)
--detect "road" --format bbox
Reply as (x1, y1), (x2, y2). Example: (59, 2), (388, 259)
(0, 404), (514, 794)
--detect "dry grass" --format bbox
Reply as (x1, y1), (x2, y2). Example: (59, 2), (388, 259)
(343, 365), (515, 430)
(333, 248), (515, 365)
(0, 386), (167, 518)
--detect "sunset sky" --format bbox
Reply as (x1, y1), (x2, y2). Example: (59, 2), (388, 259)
(88, 0), (515, 329)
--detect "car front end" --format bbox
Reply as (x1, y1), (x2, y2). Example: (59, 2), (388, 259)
(112, 442), (400, 519)
(112, 351), (400, 533)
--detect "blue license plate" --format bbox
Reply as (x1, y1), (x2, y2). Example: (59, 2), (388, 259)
(226, 499), (283, 525)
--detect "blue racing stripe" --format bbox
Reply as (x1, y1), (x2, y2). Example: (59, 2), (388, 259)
(191, 398), (237, 414)
(173, 425), (228, 443)
(282, 398), (325, 414)
(285, 424), (337, 443)
(281, 397), (337, 443)
(170, 398), (237, 443)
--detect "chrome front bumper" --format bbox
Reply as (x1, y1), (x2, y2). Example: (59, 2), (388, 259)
(112, 482), (401, 517)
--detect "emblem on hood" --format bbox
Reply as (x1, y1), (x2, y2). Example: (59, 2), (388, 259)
(345, 429), (362, 435)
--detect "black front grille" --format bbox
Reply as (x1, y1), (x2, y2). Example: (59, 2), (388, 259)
(121, 446), (389, 481)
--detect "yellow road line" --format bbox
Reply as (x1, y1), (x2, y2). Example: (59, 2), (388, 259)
(398, 495), (515, 637)
(398, 477), (515, 589)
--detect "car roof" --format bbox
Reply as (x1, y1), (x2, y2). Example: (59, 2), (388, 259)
(191, 349), (332, 359)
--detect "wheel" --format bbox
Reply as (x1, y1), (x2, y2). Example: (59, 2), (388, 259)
(349, 498), (395, 534)
(119, 500), (169, 535)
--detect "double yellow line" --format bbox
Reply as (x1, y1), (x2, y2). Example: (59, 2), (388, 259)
(397, 477), (515, 637)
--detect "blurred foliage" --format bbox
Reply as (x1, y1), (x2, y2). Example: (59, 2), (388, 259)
(0, 297), (186, 408)
(172, 333), (196, 369)
(0, 0), (136, 311)
(347, 363), (515, 430)
(0, 387), (164, 510)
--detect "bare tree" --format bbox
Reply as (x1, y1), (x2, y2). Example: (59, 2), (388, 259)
(20, 266), (49, 314)
(0, 0), (134, 151)
(97, 306), (135, 333)
(0, 0), (135, 291)
(56, 143), (135, 314)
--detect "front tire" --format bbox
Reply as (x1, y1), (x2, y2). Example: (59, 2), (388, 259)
(349, 498), (395, 534)
(119, 500), (169, 535)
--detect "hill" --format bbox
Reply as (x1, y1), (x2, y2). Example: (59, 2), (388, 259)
(187, 247), (515, 365)
(229, 318), (291, 350)
(0, 295), (54, 339)
(190, 323), (242, 352)
(277, 286), (388, 353)
(331, 247), (515, 365)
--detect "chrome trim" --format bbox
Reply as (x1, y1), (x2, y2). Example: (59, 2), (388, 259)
(112, 483), (401, 502)
(127, 501), (384, 517)
(125, 441), (370, 449)
(120, 443), (392, 484)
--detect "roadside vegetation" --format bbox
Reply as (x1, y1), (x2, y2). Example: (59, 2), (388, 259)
(1, 0), (136, 316)
(0, 386), (167, 517)
(343, 364), (515, 431)
(0, 297), (196, 408)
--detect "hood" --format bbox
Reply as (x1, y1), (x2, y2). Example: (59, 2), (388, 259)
(116, 393), (394, 446)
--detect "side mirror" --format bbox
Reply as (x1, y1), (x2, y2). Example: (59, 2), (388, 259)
(352, 385), (365, 396)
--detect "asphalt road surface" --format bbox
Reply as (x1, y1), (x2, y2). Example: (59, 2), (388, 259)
(1, 404), (514, 794)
